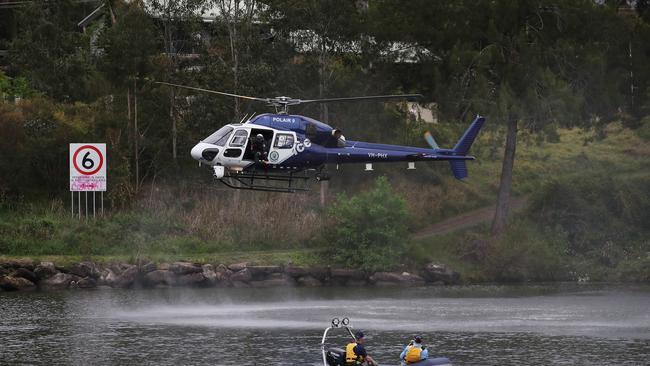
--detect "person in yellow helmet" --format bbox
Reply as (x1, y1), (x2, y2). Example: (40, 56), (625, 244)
(345, 331), (377, 366)
(400, 335), (429, 364)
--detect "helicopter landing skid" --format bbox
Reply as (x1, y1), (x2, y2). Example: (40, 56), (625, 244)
(218, 170), (311, 193)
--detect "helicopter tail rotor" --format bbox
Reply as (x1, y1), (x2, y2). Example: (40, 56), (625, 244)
(423, 131), (439, 149)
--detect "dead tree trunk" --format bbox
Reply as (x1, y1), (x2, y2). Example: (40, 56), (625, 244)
(491, 117), (518, 236)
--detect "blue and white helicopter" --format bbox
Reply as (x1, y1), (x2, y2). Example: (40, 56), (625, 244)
(159, 82), (485, 193)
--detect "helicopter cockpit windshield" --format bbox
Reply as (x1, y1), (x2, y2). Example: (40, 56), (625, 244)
(203, 126), (234, 146)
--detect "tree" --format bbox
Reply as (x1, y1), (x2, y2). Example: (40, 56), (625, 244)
(325, 176), (409, 272)
(9, 0), (98, 101)
(99, 1), (159, 192)
(148, 0), (208, 163)
(369, 1), (631, 236)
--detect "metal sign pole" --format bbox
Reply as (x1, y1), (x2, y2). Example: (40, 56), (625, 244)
(71, 192), (74, 218)
(85, 191), (88, 221)
(78, 191), (81, 220)
(101, 191), (104, 216)
(93, 191), (96, 219)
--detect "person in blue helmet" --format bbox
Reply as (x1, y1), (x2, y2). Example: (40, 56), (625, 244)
(400, 335), (428, 364)
(345, 331), (377, 366)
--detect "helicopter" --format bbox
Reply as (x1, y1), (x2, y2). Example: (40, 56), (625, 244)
(158, 82), (485, 193)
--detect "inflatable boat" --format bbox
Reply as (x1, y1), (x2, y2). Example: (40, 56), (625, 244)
(321, 318), (452, 366)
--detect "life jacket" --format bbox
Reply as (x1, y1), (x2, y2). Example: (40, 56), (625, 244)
(404, 345), (423, 363)
(345, 342), (364, 364)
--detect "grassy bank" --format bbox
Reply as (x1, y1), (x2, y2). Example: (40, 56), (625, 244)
(411, 123), (650, 282)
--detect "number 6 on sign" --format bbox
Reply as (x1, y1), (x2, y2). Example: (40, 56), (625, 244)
(70, 143), (107, 191)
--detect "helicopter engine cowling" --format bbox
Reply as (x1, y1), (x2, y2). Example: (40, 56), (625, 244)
(332, 129), (346, 148)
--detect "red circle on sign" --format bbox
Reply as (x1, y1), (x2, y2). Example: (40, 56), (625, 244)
(73, 145), (103, 176)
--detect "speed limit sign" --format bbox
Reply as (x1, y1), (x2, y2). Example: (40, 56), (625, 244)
(70, 143), (106, 191)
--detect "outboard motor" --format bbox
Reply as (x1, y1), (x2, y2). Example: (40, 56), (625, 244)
(325, 348), (346, 366)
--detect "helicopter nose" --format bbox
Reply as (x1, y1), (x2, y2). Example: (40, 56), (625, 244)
(191, 143), (204, 161)
(191, 142), (220, 163)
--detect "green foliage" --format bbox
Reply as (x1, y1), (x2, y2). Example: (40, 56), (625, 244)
(485, 221), (569, 282)
(528, 173), (650, 268)
(325, 177), (409, 271)
(636, 116), (650, 141)
(0, 71), (36, 100)
(9, 0), (98, 101)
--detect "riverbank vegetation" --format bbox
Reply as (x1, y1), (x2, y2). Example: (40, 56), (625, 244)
(1, 1), (649, 283)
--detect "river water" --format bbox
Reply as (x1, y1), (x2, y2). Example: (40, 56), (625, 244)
(0, 284), (648, 365)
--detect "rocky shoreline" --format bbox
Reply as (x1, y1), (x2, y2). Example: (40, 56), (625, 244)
(0, 259), (460, 292)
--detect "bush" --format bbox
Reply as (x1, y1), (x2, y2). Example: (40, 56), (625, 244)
(528, 173), (650, 258)
(324, 177), (409, 272)
(636, 116), (650, 141)
(485, 221), (569, 282)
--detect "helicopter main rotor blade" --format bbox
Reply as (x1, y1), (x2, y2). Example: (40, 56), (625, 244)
(300, 94), (423, 104)
(155, 81), (270, 103)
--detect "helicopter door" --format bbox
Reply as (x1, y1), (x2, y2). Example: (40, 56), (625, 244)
(221, 129), (249, 166)
(268, 132), (296, 165)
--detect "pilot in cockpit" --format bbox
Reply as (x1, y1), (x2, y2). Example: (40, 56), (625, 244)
(251, 133), (268, 165)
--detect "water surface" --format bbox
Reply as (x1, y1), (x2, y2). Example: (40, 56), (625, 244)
(1, 284), (648, 365)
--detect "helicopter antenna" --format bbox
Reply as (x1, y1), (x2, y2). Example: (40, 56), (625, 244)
(238, 113), (250, 124)
(155, 81), (423, 114)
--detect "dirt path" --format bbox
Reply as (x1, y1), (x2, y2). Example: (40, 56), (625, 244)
(412, 195), (529, 240)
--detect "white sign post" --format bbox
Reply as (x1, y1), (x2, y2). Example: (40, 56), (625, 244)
(70, 143), (107, 219)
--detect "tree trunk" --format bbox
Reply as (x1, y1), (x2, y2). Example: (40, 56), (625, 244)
(134, 79), (139, 193)
(170, 88), (177, 162)
(491, 117), (518, 236)
(127, 86), (132, 150)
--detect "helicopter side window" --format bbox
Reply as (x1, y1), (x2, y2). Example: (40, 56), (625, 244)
(274, 134), (294, 149)
(203, 126), (234, 146)
(229, 130), (249, 147)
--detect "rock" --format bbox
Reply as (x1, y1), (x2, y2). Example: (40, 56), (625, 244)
(0, 265), (8, 276)
(305, 267), (331, 281)
(249, 274), (294, 288)
(297, 275), (322, 287)
(144, 270), (175, 287)
(76, 277), (97, 289)
(34, 262), (58, 280)
(215, 264), (232, 279)
(158, 263), (171, 271)
(41, 273), (81, 290)
(113, 266), (138, 288)
(99, 268), (118, 286)
(331, 268), (366, 281)
(230, 268), (252, 282)
(247, 265), (282, 279)
(422, 263), (460, 285)
(284, 266), (309, 278)
(170, 262), (202, 275)
(69, 262), (101, 279)
(369, 272), (425, 286)
(139, 262), (157, 274)
(174, 272), (205, 287)
(201, 264), (217, 286)
(13, 268), (38, 284)
(0, 275), (36, 291)
(228, 262), (248, 272)
(0, 259), (34, 271)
